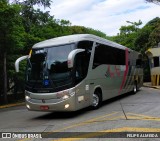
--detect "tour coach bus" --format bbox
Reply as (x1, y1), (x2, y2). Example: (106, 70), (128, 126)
(15, 34), (143, 111)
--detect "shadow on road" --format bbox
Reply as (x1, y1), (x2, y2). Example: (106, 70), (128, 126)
(33, 108), (91, 120)
(33, 91), (135, 120)
(101, 91), (134, 107)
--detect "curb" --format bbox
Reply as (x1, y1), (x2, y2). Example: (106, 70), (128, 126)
(0, 102), (25, 109)
(143, 85), (160, 89)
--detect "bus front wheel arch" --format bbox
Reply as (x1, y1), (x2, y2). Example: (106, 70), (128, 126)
(91, 88), (102, 109)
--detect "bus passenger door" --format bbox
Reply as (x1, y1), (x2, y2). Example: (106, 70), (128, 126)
(74, 52), (90, 110)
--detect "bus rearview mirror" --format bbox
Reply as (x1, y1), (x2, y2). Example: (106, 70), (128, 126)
(15, 55), (29, 72)
(67, 49), (85, 68)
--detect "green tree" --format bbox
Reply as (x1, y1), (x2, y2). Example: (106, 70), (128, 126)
(134, 26), (152, 53)
(146, 0), (160, 4)
(13, 0), (52, 33)
(13, 0), (52, 7)
(0, 0), (25, 104)
(119, 20), (142, 35)
(134, 17), (160, 52)
(112, 20), (142, 50)
(147, 20), (160, 48)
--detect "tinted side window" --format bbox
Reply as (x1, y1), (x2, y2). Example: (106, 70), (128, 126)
(136, 59), (143, 68)
(153, 57), (159, 67)
(117, 49), (125, 65)
(93, 44), (125, 68)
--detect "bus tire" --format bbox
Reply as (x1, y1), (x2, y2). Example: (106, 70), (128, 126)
(92, 90), (102, 109)
(133, 81), (137, 94)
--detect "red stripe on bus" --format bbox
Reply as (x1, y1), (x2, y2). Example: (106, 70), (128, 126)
(118, 48), (129, 94)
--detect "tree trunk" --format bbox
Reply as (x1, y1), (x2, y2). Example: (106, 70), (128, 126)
(3, 51), (8, 104)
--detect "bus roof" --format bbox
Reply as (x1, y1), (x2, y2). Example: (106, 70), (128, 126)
(32, 34), (131, 51)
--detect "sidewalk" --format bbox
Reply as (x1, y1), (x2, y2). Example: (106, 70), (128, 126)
(143, 82), (160, 89)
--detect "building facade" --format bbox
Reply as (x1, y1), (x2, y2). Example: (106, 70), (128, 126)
(146, 45), (160, 86)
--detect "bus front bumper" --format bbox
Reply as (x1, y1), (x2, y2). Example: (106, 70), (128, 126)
(25, 91), (76, 112)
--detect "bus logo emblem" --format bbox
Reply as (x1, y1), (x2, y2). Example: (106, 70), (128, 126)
(42, 99), (45, 103)
(105, 65), (121, 78)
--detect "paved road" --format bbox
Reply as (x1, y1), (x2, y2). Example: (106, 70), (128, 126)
(0, 87), (160, 141)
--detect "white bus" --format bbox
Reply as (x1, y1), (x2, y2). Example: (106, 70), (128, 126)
(15, 34), (143, 111)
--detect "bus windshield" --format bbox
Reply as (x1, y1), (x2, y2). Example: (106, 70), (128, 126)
(26, 44), (75, 92)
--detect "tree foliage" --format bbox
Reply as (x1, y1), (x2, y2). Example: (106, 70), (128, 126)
(15, 0), (52, 7)
(0, 0), (25, 104)
(146, 0), (160, 4)
(119, 20), (142, 35)
(111, 18), (160, 53)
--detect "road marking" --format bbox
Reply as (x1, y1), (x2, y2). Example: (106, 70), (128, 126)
(0, 102), (25, 109)
(51, 112), (119, 132)
(51, 112), (160, 133)
(90, 116), (125, 122)
(18, 112), (160, 141)
(54, 127), (160, 141)
(127, 113), (160, 120)
(84, 111), (119, 122)
(127, 116), (160, 121)
(18, 112), (118, 141)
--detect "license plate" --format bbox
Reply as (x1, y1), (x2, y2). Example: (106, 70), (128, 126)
(40, 106), (49, 110)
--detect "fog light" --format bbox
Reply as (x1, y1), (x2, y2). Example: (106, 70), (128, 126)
(65, 104), (69, 109)
(26, 104), (30, 109)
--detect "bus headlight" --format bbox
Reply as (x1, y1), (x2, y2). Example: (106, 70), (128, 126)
(62, 95), (70, 100)
(25, 95), (31, 100)
(56, 89), (75, 100)
(62, 91), (75, 100)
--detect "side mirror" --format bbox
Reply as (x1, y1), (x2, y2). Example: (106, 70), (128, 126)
(15, 55), (29, 72)
(67, 49), (85, 68)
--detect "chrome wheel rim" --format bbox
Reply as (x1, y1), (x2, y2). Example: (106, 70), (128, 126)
(134, 84), (137, 93)
(92, 94), (99, 107)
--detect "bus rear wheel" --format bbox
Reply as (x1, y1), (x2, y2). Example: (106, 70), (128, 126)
(92, 91), (102, 109)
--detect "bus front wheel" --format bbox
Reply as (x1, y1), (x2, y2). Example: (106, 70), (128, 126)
(92, 91), (102, 109)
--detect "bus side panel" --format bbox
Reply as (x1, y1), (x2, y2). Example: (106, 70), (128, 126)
(74, 80), (90, 110)
(87, 65), (112, 101)
(87, 65), (124, 102)
(121, 51), (143, 94)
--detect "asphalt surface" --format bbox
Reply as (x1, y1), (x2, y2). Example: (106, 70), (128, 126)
(0, 87), (160, 141)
